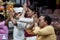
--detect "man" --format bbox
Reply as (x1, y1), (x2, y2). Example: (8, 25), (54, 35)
(51, 21), (60, 40)
(9, 6), (34, 40)
(33, 15), (56, 40)
(9, 7), (27, 40)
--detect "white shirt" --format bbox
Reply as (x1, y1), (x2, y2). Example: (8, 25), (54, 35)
(13, 21), (26, 40)
(9, 21), (26, 40)
(9, 16), (33, 40)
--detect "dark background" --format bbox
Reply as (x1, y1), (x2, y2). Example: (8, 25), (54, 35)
(29, 0), (56, 9)
(2, 0), (60, 9)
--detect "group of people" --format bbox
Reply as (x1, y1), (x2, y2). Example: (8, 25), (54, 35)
(0, 3), (58, 40)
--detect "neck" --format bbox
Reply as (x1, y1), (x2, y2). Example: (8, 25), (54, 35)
(40, 24), (48, 29)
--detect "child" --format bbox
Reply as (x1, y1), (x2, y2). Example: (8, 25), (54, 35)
(0, 14), (8, 40)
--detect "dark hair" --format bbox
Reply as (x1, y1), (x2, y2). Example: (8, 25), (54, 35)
(0, 14), (5, 21)
(44, 15), (52, 25)
(28, 4), (36, 11)
(14, 4), (23, 7)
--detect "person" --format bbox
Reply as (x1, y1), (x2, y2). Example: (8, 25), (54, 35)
(0, 14), (8, 40)
(9, 5), (34, 40)
(33, 15), (56, 40)
(24, 5), (38, 40)
(9, 7), (27, 40)
(51, 21), (60, 40)
(24, 14), (38, 40)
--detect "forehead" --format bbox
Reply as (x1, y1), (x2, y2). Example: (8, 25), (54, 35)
(39, 16), (45, 20)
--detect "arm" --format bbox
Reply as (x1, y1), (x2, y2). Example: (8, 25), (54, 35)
(25, 23), (35, 35)
(5, 17), (10, 26)
(33, 26), (54, 36)
(0, 29), (5, 34)
(9, 10), (17, 26)
(25, 29), (35, 35)
(10, 17), (17, 26)
(19, 6), (28, 18)
(0, 21), (6, 34)
(19, 18), (33, 23)
(20, 10), (26, 18)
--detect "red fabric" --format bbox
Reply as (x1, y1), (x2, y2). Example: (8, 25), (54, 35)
(24, 30), (35, 37)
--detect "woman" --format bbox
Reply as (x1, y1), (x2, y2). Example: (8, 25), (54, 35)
(0, 14), (8, 40)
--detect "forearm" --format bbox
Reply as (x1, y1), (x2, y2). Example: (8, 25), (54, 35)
(25, 29), (35, 35)
(33, 27), (52, 36)
(10, 17), (17, 25)
(20, 10), (25, 18)
(19, 18), (33, 23)
(5, 18), (10, 25)
(26, 23), (34, 29)
(0, 29), (5, 34)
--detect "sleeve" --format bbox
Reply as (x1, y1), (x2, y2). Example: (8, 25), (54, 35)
(33, 26), (54, 36)
(17, 22), (26, 29)
(0, 29), (5, 34)
(0, 21), (5, 34)
(19, 18), (33, 23)
(0, 21), (5, 27)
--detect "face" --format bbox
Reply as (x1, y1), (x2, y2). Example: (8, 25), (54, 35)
(39, 16), (47, 28)
(26, 8), (34, 17)
(33, 14), (38, 23)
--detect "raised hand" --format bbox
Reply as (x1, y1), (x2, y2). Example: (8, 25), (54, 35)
(8, 10), (14, 18)
(23, 3), (28, 12)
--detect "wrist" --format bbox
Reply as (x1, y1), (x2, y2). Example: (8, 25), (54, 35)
(10, 17), (13, 20)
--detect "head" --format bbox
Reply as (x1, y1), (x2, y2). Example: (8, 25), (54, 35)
(0, 14), (5, 22)
(25, 4), (35, 18)
(14, 7), (23, 19)
(38, 15), (52, 28)
(26, 8), (34, 17)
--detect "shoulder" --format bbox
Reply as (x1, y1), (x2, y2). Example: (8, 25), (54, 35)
(45, 25), (55, 31)
(47, 25), (54, 28)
